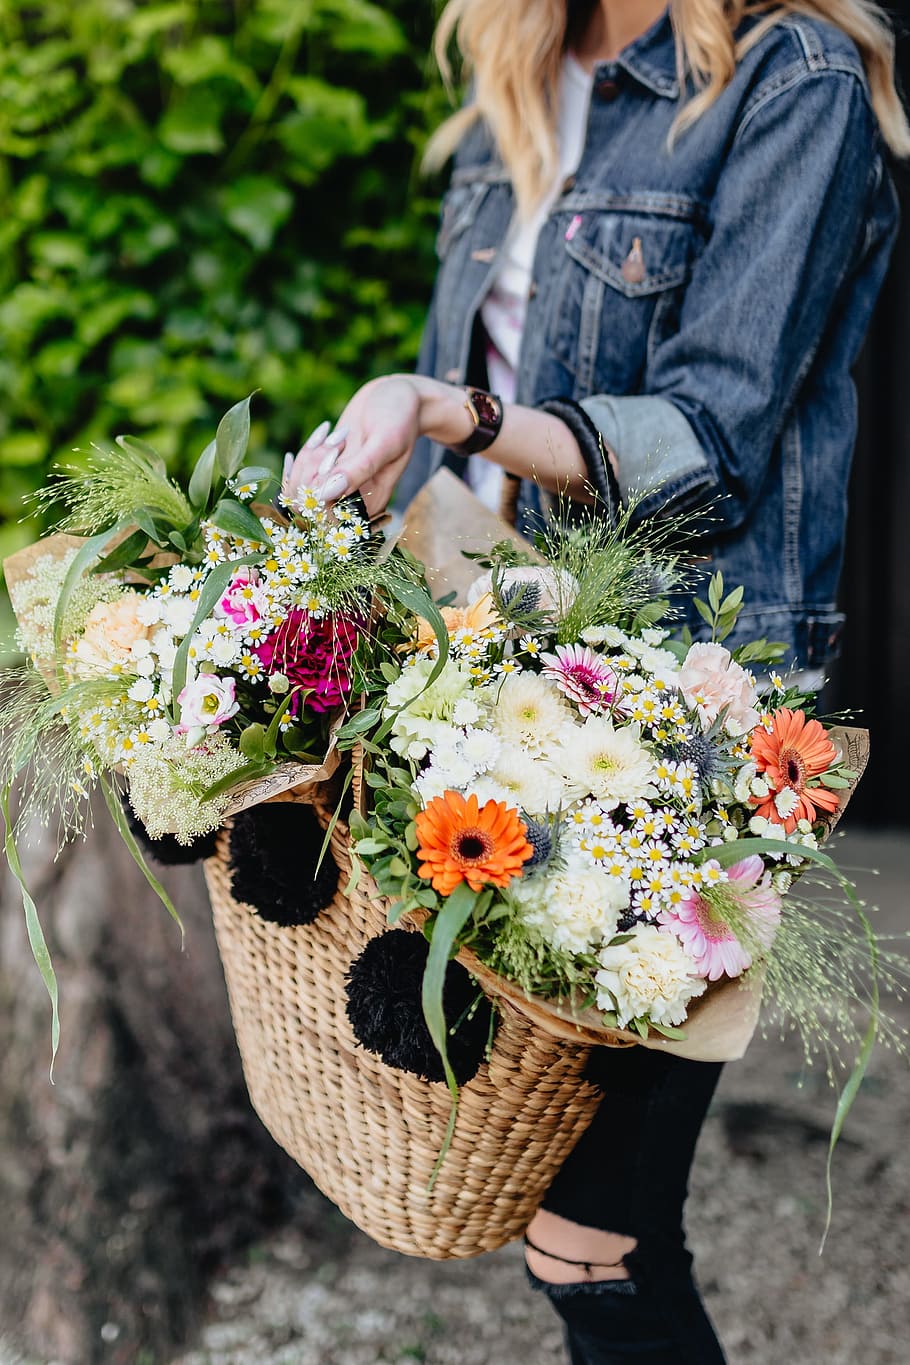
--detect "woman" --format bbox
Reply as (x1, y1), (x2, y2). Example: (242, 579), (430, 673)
(287, 1), (907, 1360)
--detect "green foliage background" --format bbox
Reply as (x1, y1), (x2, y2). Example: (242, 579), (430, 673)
(0, 0), (449, 559)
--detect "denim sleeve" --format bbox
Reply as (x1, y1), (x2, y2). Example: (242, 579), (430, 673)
(580, 71), (883, 528)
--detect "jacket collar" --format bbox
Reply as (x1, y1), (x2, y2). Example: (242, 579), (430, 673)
(591, 8), (680, 101)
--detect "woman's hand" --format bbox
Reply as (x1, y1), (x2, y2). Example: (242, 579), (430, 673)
(285, 376), (439, 515)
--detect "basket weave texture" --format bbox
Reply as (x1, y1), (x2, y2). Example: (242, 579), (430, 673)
(204, 783), (605, 1260)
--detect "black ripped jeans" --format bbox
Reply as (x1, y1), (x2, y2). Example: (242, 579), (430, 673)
(528, 1046), (726, 1365)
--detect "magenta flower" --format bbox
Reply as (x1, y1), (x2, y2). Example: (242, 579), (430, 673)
(658, 855), (781, 982)
(253, 609), (358, 715)
(541, 643), (618, 716)
(216, 567), (267, 629)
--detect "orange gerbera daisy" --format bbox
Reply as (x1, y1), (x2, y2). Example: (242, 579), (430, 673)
(412, 593), (501, 652)
(415, 791), (533, 896)
(750, 707), (840, 833)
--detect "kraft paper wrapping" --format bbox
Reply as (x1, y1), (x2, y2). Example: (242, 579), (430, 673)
(395, 473), (871, 1063)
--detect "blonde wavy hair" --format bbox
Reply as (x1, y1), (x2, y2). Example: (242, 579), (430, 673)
(424, 0), (910, 218)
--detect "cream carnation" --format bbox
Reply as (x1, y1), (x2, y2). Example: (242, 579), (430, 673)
(72, 591), (153, 674)
(557, 717), (657, 807)
(677, 643), (760, 736)
(594, 924), (707, 1027)
(386, 658), (477, 760)
(510, 854), (628, 955)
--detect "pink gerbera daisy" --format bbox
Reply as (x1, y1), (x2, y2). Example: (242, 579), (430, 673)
(540, 643), (618, 716)
(658, 855), (781, 981)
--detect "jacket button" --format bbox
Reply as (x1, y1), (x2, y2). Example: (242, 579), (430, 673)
(595, 77), (620, 102)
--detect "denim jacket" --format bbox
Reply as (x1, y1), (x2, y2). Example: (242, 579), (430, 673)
(398, 9), (899, 668)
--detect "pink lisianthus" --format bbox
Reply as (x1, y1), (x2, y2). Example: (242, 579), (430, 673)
(540, 643), (619, 716)
(215, 567), (267, 629)
(253, 609), (358, 714)
(176, 673), (239, 734)
(658, 855), (781, 982)
(677, 642), (760, 736)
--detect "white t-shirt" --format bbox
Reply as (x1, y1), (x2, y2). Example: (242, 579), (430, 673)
(468, 53), (594, 512)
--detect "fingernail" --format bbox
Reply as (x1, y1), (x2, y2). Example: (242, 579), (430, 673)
(318, 471), (349, 502)
(282, 453), (294, 482)
(325, 425), (349, 448)
(303, 420), (331, 449)
(317, 448), (340, 477)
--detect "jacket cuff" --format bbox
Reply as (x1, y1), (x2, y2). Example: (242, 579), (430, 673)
(537, 396), (622, 527)
(578, 394), (712, 508)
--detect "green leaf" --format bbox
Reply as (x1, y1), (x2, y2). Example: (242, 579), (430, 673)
(262, 687), (304, 756)
(210, 496), (271, 545)
(239, 723), (267, 762)
(168, 529), (187, 551)
(355, 838), (388, 856)
(101, 777), (184, 938)
(693, 598), (715, 629)
(707, 573), (723, 613)
(215, 395), (253, 479)
(220, 176), (294, 252)
(198, 760), (268, 803)
(1, 783), (59, 1079)
(188, 438), (219, 511)
(649, 1022), (688, 1040)
(159, 88), (225, 155)
(336, 706), (383, 741)
(421, 881), (480, 1187)
(91, 527), (150, 575)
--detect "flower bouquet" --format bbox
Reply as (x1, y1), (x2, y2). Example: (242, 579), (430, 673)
(330, 470), (904, 1250)
(1, 397), (423, 1069)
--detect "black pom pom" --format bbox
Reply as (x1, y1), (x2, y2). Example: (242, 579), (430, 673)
(345, 931), (494, 1085)
(228, 803), (339, 927)
(122, 798), (219, 865)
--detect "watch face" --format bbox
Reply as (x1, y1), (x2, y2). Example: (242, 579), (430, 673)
(471, 391), (500, 428)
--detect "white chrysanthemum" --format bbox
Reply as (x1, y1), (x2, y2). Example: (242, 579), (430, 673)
(459, 726), (502, 771)
(464, 743), (564, 817)
(557, 717), (657, 807)
(594, 924), (706, 1027)
(481, 671), (570, 754)
(386, 658), (476, 760)
(510, 853), (629, 955)
(733, 762), (757, 804)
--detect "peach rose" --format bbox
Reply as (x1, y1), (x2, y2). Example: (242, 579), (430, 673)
(72, 591), (153, 674)
(677, 642), (760, 736)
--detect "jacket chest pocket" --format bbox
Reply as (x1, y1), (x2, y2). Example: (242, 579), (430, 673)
(546, 210), (702, 395)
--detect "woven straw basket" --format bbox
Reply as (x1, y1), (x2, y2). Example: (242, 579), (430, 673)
(204, 778), (609, 1260)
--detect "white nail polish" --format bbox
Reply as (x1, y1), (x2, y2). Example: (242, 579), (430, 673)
(282, 453), (294, 481)
(317, 449), (340, 477)
(325, 425), (349, 448)
(303, 420), (331, 450)
(318, 471), (349, 502)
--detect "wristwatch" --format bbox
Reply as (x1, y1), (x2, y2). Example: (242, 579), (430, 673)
(449, 386), (504, 456)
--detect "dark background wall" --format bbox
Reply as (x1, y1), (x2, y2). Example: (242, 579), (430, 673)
(831, 3), (910, 822)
